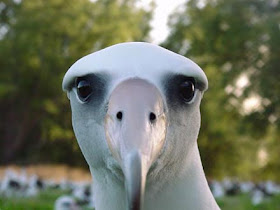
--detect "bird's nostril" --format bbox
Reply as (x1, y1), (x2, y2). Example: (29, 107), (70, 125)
(149, 112), (156, 122)
(116, 111), (123, 120)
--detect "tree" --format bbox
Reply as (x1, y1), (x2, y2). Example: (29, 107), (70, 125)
(0, 0), (152, 164)
(163, 0), (280, 179)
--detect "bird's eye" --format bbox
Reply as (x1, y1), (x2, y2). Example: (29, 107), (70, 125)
(76, 78), (92, 101)
(179, 79), (195, 103)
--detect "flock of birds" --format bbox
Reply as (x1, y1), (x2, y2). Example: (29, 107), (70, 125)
(0, 169), (280, 209)
(208, 179), (280, 205)
(0, 169), (95, 210)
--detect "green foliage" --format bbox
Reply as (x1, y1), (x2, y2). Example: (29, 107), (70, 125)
(163, 0), (280, 179)
(0, 0), (152, 164)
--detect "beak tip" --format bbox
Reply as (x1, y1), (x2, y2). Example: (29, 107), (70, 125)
(124, 151), (146, 210)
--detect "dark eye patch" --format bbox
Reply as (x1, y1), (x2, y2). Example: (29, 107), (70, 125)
(162, 74), (203, 108)
(75, 73), (109, 105)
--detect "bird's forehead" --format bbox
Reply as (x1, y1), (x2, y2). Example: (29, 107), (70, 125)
(62, 42), (208, 91)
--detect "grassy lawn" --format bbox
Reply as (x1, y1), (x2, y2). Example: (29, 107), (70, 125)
(0, 189), (63, 210)
(217, 193), (280, 210)
(0, 190), (280, 210)
(0, 189), (73, 210)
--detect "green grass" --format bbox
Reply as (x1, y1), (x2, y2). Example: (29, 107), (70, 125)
(217, 193), (280, 210)
(1, 190), (280, 210)
(0, 189), (65, 210)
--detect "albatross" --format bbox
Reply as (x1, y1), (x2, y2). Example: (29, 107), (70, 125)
(62, 42), (220, 210)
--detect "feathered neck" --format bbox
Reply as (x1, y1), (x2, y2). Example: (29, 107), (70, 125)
(91, 143), (220, 210)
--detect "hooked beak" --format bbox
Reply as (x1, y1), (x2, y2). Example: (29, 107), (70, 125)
(105, 78), (167, 210)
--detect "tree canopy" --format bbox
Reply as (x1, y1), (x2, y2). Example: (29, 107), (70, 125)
(0, 0), (152, 165)
(163, 0), (280, 180)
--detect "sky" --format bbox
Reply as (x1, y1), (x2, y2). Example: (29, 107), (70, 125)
(137, 0), (187, 44)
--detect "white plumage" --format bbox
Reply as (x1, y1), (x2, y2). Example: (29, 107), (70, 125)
(54, 195), (80, 210)
(63, 42), (220, 210)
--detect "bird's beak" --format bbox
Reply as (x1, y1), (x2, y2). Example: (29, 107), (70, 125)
(105, 78), (167, 210)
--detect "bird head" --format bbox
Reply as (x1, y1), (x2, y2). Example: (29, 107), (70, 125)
(62, 42), (208, 210)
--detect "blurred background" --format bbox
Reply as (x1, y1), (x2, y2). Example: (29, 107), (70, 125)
(0, 0), (279, 209)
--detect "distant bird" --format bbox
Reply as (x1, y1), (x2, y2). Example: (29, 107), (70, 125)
(54, 195), (80, 210)
(0, 170), (43, 197)
(26, 174), (44, 197)
(0, 169), (23, 197)
(251, 188), (264, 206)
(239, 181), (254, 193)
(209, 180), (225, 198)
(263, 181), (280, 195)
(72, 183), (92, 205)
(250, 181), (280, 206)
(63, 42), (220, 210)
(222, 179), (240, 196)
